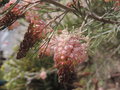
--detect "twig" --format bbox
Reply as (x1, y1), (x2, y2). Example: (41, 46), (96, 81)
(88, 12), (120, 24)
(40, 0), (120, 24)
(111, 73), (120, 78)
(41, 0), (75, 12)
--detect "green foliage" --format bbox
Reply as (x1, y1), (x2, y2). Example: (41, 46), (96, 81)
(0, 55), (54, 90)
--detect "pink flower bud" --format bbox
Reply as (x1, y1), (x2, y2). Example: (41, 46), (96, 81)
(39, 71), (47, 80)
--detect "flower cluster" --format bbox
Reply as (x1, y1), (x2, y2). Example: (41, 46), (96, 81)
(17, 11), (53, 59)
(39, 30), (88, 83)
(0, 2), (25, 30)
